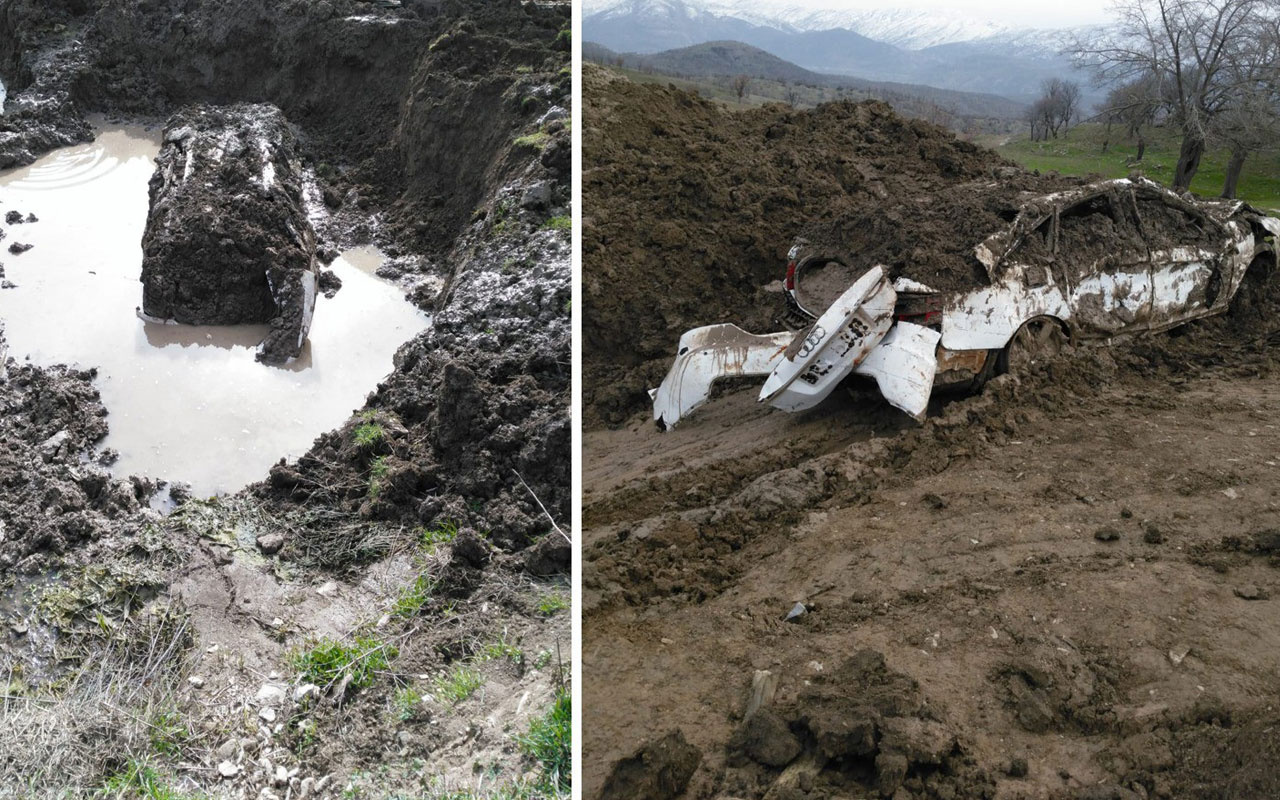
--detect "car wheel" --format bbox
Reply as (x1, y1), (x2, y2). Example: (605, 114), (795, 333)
(998, 316), (1067, 374)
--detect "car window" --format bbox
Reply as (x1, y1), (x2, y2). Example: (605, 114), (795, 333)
(1005, 216), (1054, 266)
(1057, 193), (1145, 281)
(1135, 196), (1215, 247)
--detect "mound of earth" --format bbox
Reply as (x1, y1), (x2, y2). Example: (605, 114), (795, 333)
(141, 103), (317, 364)
(582, 65), (1082, 426)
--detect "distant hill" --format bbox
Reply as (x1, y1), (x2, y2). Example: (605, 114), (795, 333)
(583, 0), (1100, 106)
(584, 40), (1027, 121)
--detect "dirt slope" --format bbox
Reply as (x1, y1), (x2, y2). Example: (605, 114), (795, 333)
(582, 65), (1080, 427)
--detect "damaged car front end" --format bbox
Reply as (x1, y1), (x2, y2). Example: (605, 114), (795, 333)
(652, 177), (1280, 429)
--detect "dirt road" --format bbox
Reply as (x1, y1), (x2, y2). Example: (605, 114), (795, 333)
(584, 328), (1280, 799)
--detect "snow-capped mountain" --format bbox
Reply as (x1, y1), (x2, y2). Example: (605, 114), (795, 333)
(583, 0), (1080, 51)
(583, 0), (1101, 104)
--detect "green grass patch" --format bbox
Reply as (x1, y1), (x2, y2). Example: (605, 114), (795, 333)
(352, 420), (385, 448)
(101, 759), (204, 800)
(536, 591), (569, 616)
(542, 215), (571, 232)
(419, 520), (459, 551)
(994, 123), (1280, 213)
(515, 65), (533, 74)
(148, 708), (192, 757)
(393, 572), (437, 618)
(393, 685), (424, 722)
(517, 689), (571, 794)
(513, 131), (550, 151)
(367, 455), (390, 499)
(477, 630), (522, 664)
(434, 664), (484, 705)
(291, 636), (394, 689)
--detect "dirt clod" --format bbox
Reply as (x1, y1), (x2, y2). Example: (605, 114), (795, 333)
(599, 729), (703, 800)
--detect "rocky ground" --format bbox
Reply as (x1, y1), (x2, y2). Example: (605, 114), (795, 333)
(583, 69), (1280, 800)
(0, 0), (571, 798)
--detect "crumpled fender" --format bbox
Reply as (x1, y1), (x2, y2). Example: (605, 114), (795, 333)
(650, 324), (795, 429)
(854, 322), (942, 420)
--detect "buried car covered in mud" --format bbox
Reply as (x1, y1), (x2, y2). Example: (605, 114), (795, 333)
(652, 177), (1280, 427)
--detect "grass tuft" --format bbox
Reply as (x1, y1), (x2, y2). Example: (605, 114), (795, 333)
(536, 591), (569, 616)
(291, 636), (394, 689)
(517, 689), (571, 794)
(434, 664), (484, 705)
(542, 215), (571, 232)
(513, 131), (550, 151)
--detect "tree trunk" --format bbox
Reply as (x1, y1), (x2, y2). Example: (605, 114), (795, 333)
(1135, 134), (1145, 162)
(1173, 131), (1205, 191)
(1221, 147), (1248, 199)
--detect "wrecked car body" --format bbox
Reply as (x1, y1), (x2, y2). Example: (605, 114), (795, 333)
(653, 177), (1280, 428)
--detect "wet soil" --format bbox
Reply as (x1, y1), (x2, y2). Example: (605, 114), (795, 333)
(582, 65), (1082, 426)
(0, 0), (570, 795)
(0, 125), (429, 495)
(583, 67), (1280, 800)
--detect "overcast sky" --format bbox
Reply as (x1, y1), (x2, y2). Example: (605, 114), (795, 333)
(741, 0), (1115, 28)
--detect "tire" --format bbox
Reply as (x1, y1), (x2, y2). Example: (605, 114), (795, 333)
(997, 316), (1068, 375)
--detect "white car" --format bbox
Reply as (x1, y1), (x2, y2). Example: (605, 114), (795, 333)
(652, 177), (1280, 428)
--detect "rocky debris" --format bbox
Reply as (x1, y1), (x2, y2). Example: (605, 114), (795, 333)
(5, 211), (23, 224)
(256, 532), (285, 556)
(1234, 584), (1267, 600)
(140, 104), (317, 364)
(599, 729), (703, 800)
(7, 243), (33, 255)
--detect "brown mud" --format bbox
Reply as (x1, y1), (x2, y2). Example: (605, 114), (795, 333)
(583, 67), (1280, 800)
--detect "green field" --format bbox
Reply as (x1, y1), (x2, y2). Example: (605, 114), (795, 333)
(988, 123), (1280, 214)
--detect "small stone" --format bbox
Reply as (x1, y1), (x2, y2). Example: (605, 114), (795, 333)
(216, 740), (238, 760)
(217, 760), (240, 779)
(4, 211), (22, 225)
(294, 683), (320, 702)
(520, 180), (553, 209)
(8, 242), (32, 255)
(1142, 521), (1166, 544)
(316, 581), (339, 597)
(1234, 584), (1267, 600)
(299, 777), (315, 799)
(1094, 525), (1121, 542)
(259, 707), (277, 724)
(11, 621), (28, 636)
(1120, 508), (1134, 519)
(922, 493), (947, 510)
(188, 675), (206, 688)
(1169, 644), (1191, 665)
(24, 213), (37, 223)
(256, 532), (285, 555)
(255, 683), (287, 705)
(274, 765), (289, 786)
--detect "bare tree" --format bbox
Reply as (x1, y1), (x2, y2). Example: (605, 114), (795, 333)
(1097, 75), (1163, 159)
(1028, 79), (1083, 139)
(1211, 15), (1280, 197)
(1071, 0), (1272, 190)
(731, 74), (751, 103)
(783, 81), (799, 108)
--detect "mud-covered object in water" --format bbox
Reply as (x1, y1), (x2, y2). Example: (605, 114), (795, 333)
(139, 104), (317, 364)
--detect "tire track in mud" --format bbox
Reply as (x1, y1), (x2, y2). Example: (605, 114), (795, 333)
(584, 320), (1280, 799)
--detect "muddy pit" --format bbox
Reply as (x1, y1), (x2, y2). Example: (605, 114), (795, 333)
(0, 122), (429, 495)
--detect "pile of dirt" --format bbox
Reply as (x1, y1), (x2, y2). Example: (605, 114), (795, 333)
(582, 64), (1078, 426)
(141, 103), (318, 363)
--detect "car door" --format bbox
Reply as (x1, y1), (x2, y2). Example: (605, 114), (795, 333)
(1133, 189), (1226, 327)
(1057, 192), (1154, 338)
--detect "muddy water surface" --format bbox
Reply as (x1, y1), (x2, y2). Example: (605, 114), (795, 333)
(0, 124), (429, 495)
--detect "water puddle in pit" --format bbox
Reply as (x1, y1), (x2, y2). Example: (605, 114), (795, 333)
(0, 123), (430, 496)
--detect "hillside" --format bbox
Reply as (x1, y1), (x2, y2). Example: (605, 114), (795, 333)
(585, 41), (1027, 122)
